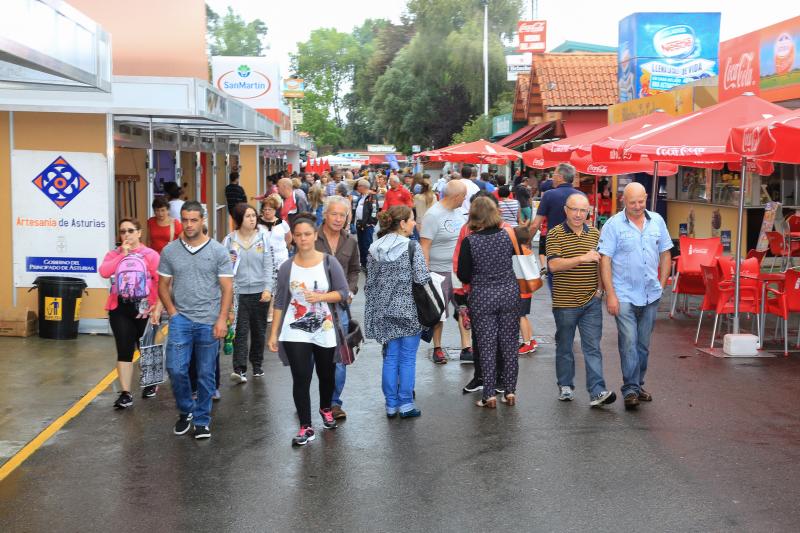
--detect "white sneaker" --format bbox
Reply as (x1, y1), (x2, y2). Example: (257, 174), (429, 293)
(558, 386), (574, 401)
(230, 371), (247, 384)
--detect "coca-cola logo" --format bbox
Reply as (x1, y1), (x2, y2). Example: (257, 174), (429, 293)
(688, 246), (708, 255)
(549, 145), (571, 153)
(586, 164), (608, 174)
(654, 146), (706, 157)
(519, 21), (545, 33)
(741, 127), (762, 154)
(532, 158), (545, 167)
(722, 53), (756, 91)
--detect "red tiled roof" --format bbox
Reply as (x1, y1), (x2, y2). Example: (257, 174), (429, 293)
(513, 73), (531, 122)
(531, 53), (617, 108)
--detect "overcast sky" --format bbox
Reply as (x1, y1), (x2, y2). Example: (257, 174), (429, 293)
(206, 0), (798, 76)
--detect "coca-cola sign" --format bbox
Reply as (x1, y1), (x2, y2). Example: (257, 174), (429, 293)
(654, 146), (707, 157)
(722, 53), (756, 91)
(718, 29), (761, 101)
(518, 20), (547, 53)
(740, 127), (763, 155)
(586, 164), (608, 174)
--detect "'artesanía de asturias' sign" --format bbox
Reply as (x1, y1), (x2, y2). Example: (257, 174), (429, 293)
(12, 150), (110, 288)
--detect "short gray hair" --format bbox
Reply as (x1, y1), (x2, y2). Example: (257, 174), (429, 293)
(323, 194), (350, 215)
(356, 179), (370, 189)
(389, 175), (401, 184)
(556, 163), (576, 182)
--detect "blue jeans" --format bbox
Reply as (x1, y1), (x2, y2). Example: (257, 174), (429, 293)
(356, 225), (374, 267)
(615, 299), (660, 397)
(332, 308), (349, 407)
(552, 297), (606, 395)
(382, 333), (421, 414)
(166, 314), (219, 427)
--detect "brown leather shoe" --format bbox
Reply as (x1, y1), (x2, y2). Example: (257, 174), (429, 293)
(638, 389), (653, 402)
(331, 405), (347, 419)
(624, 393), (640, 410)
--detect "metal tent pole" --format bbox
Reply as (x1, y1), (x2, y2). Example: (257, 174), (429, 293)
(732, 156), (747, 334)
(147, 117), (155, 218)
(650, 161), (659, 212)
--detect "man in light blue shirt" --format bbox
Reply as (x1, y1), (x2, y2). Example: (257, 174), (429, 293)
(598, 182), (672, 410)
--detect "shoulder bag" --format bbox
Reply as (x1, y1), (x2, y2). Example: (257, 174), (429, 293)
(323, 255), (363, 365)
(504, 226), (543, 294)
(408, 241), (446, 328)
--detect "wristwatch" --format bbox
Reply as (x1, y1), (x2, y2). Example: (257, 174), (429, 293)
(595, 289), (605, 297)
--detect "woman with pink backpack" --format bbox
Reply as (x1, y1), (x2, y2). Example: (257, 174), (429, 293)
(99, 218), (162, 409)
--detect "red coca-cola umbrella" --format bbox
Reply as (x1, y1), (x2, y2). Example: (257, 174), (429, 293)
(545, 111), (675, 161)
(523, 145), (678, 176)
(591, 93), (788, 164)
(727, 108), (800, 164)
(429, 139), (522, 165)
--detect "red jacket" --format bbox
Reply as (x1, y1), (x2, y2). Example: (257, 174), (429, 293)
(382, 186), (413, 211)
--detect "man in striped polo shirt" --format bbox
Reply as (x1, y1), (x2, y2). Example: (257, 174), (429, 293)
(546, 193), (616, 407)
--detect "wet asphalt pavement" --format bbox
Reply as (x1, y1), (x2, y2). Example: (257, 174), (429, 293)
(2, 276), (800, 532)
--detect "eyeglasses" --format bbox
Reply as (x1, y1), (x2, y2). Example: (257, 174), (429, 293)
(120, 228), (138, 234)
(565, 206), (590, 215)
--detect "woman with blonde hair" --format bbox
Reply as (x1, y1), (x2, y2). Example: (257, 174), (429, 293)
(413, 177), (437, 234)
(457, 196), (520, 408)
(307, 184), (326, 227)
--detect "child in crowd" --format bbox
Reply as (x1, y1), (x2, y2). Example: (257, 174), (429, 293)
(514, 224), (537, 355)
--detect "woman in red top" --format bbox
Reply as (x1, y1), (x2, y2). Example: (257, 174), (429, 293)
(147, 196), (182, 254)
(99, 218), (161, 409)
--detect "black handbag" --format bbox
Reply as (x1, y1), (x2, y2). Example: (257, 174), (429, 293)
(323, 255), (363, 365)
(408, 241), (446, 328)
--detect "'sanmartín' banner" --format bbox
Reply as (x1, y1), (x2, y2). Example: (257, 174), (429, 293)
(12, 150), (110, 288)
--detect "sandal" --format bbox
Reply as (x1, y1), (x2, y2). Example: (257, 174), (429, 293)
(501, 393), (516, 406)
(476, 397), (496, 408)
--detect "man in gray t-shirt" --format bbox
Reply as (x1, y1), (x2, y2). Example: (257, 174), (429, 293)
(158, 201), (233, 440)
(419, 180), (472, 364)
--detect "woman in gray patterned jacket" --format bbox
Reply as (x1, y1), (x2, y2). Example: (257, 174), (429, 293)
(364, 206), (431, 419)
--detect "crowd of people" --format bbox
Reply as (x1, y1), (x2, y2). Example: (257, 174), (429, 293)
(99, 161), (672, 445)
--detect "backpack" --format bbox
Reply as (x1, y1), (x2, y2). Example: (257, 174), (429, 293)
(112, 252), (150, 301)
(408, 241), (446, 328)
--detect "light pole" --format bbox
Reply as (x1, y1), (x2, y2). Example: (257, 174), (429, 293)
(482, 0), (489, 116)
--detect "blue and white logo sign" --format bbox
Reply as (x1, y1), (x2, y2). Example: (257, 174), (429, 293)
(211, 56), (282, 109)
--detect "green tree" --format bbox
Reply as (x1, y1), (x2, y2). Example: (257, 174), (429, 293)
(369, 0), (522, 149)
(206, 5), (267, 57)
(292, 28), (363, 128)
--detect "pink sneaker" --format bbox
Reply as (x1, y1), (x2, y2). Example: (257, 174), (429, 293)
(319, 408), (337, 429)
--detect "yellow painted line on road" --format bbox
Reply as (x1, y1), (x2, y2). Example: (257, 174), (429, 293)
(0, 352), (139, 482)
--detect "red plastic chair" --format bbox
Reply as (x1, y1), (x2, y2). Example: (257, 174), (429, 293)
(765, 268), (800, 356)
(746, 249), (767, 266)
(787, 214), (800, 233)
(671, 236), (723, 318)
(697, 264), (761, 349)
(766, 231), (793, 272)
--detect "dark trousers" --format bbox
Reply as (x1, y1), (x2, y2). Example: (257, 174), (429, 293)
(233, 293), (269, 373)
(108, 301), (148, 362)
(472, 308), (519, 400)
(356, 225), (374, 267)
(284, 341), (336, 426)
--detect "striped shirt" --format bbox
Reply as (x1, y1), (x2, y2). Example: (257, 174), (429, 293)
(546, 222), (600, 308)
(498, 199), (519, 227)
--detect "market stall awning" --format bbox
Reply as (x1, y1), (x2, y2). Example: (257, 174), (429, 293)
(497, 121), (555, 149)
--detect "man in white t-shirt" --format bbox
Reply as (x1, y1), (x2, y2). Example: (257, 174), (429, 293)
(420, 180), (472, 364)
(457, 166), (481, 212)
